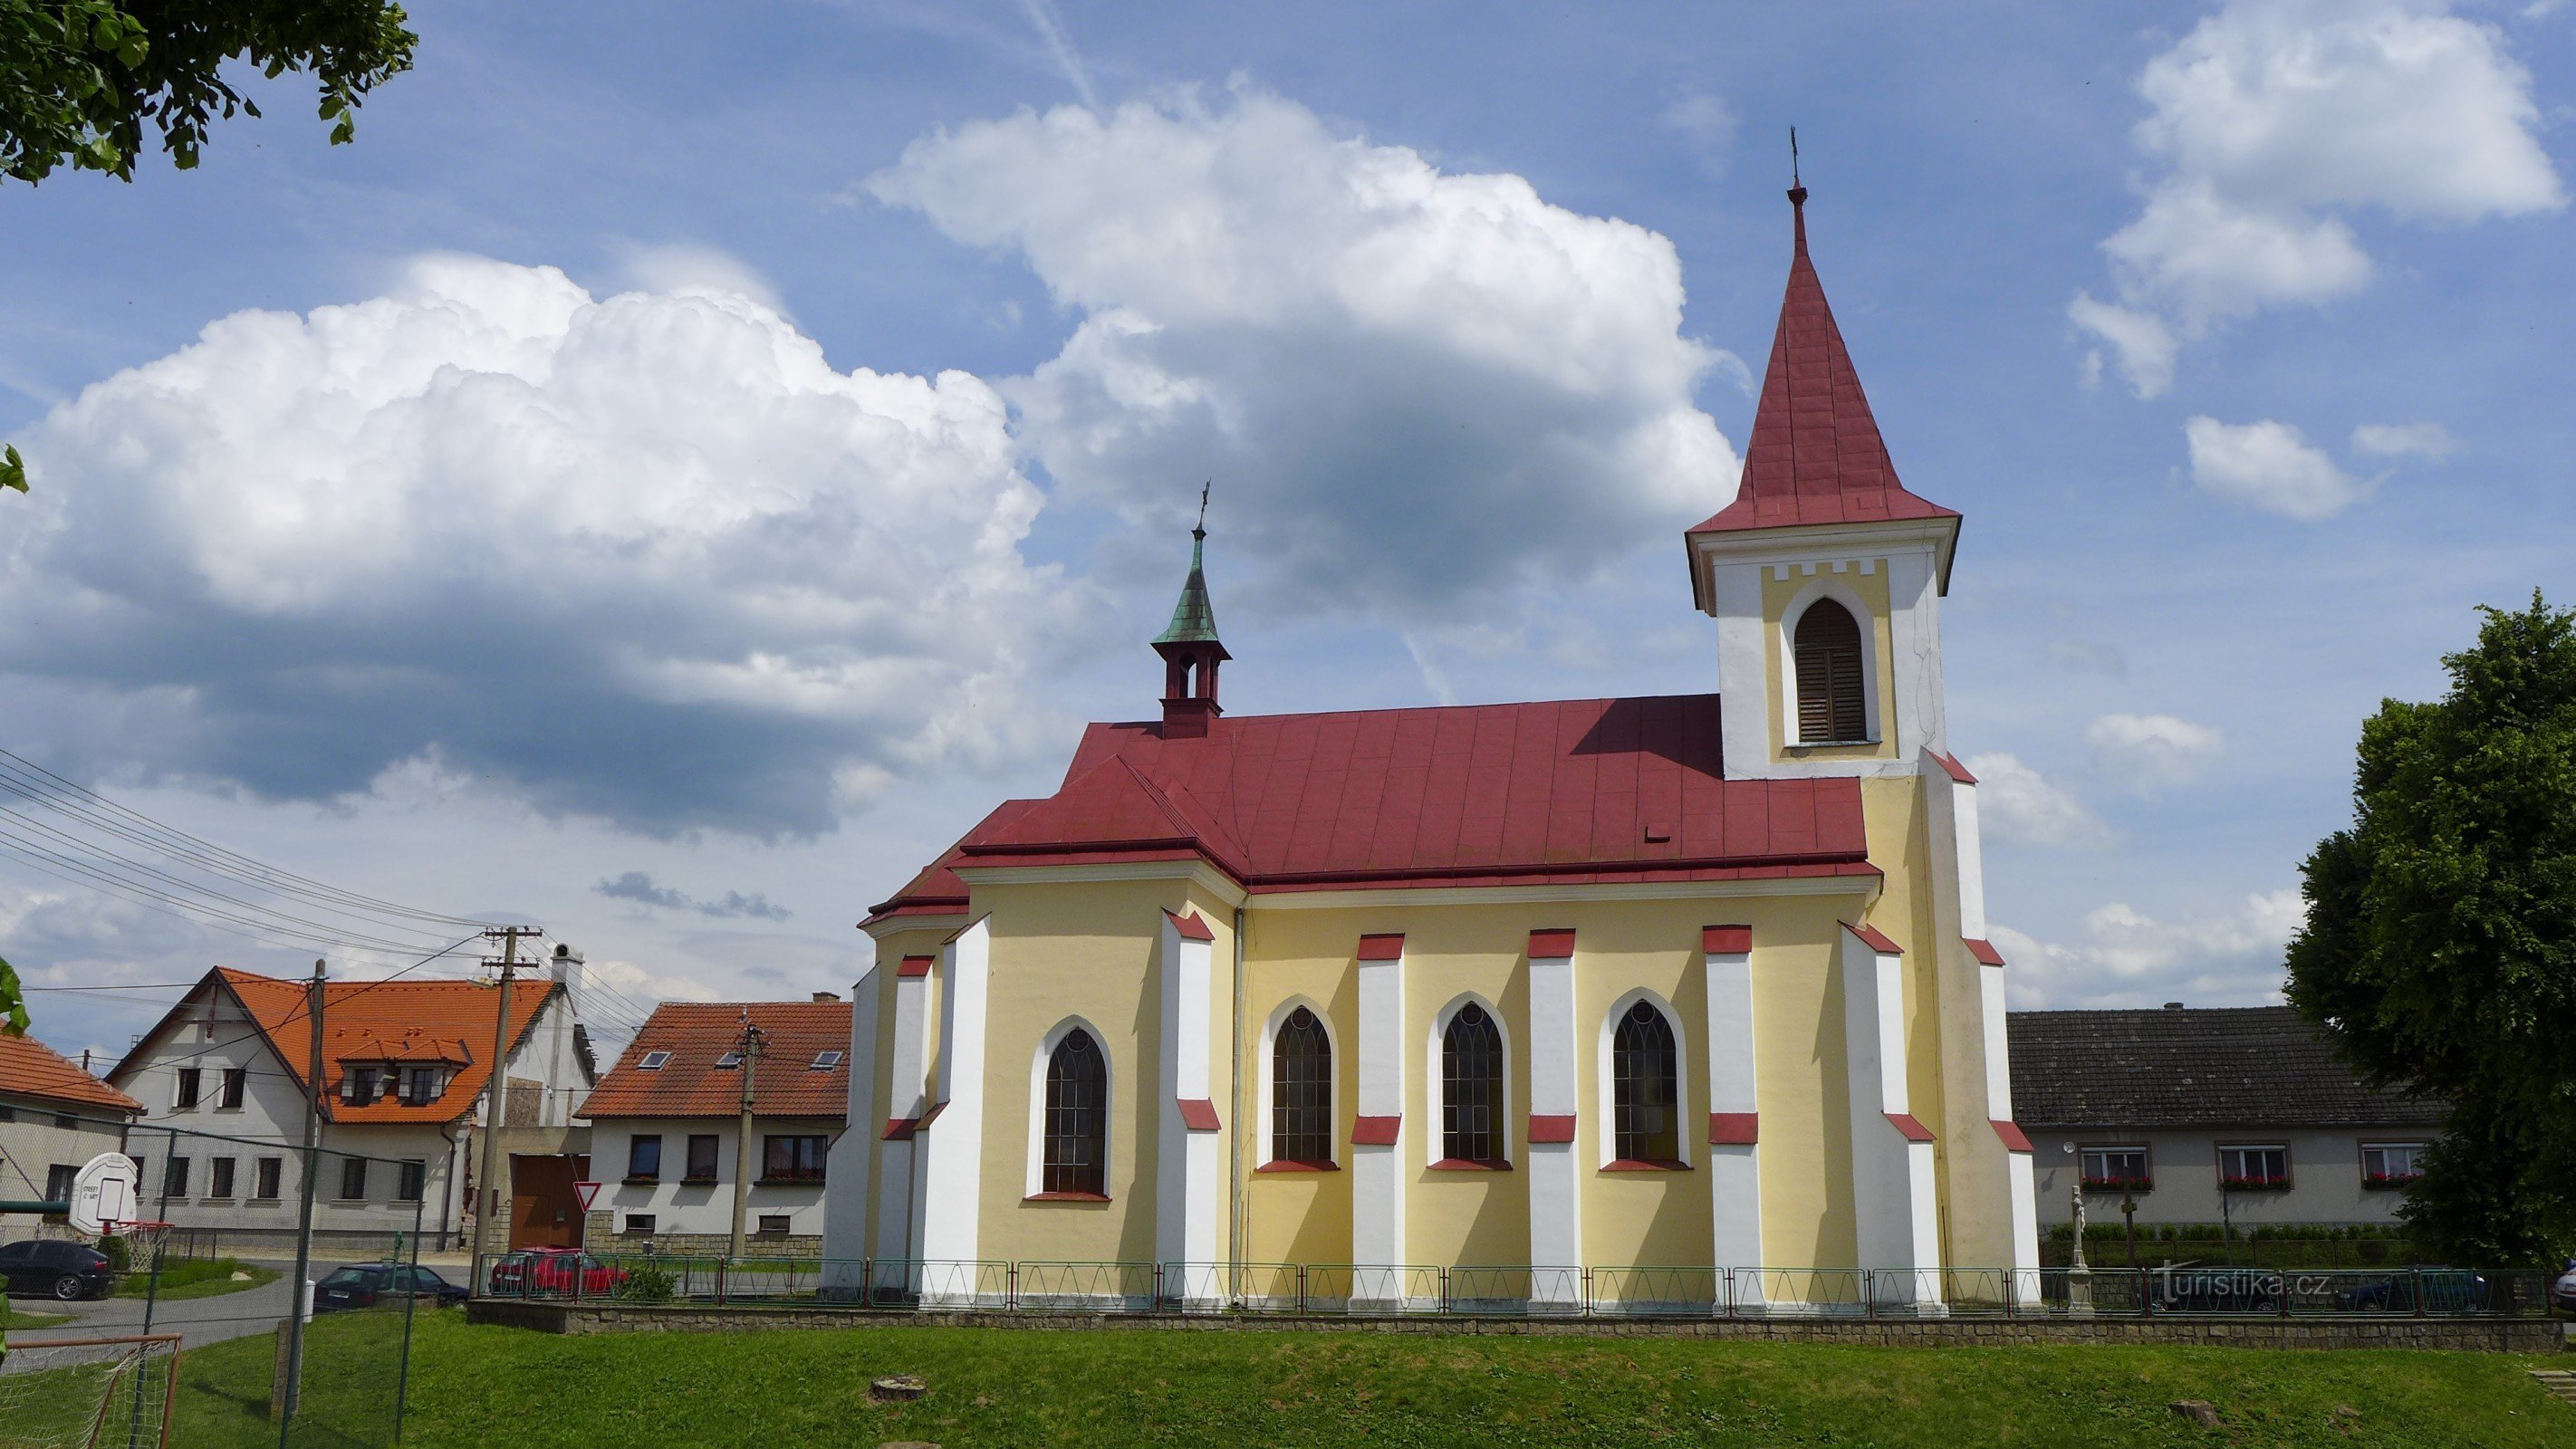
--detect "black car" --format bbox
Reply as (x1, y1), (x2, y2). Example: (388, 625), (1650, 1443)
(314, 1262), (469, 1312)
(0, 1239), (119, 1300)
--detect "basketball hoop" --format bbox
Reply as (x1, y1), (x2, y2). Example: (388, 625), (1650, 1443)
(103, 1219), (176, 1269)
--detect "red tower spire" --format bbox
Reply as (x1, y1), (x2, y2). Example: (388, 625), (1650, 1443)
(1687, 183), (1956, 540)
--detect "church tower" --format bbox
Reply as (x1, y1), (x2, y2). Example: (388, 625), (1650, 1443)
(1153, 513), (1229, 739)
(1688, 181), (1962, 782)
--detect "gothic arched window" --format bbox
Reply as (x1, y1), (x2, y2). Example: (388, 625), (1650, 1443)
(1042, 1028), (1108, 1195)
(1271, 1007), (1333, 1166)
(1611, 1000), (1682, 1164)
(1793, 600), (1868, 744)
(1441, 1003), (1505, 1166)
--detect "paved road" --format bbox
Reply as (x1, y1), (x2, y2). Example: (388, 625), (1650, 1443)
(7, 1261), (298, 1352)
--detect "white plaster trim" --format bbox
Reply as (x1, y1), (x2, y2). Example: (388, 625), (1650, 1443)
(1840, 932), (1938, 1281)
(1157, 913), (1217, 1270)
(1979, 964), (2013, 1124)
(1024, 1014), (1115, 1201)
(1525, 955), (1578, 1118)
(1352, 946), (1406, 1272)
(1702, 945), (1763, 1284)
(1252, 874), (1873, 910)
(821, 963), (880, 1287)
(918, 918), (989, 1267)
(1526, 950), (1581, 1291)
(1254, 994), (1340, 1166)
(951, 859), (1248, 906)
(1690, 516), (1959, 612)
(1952, 780), (1987, 942)
(1427, 992), (1515, 1165)
(1776, 580), (1883, 748)
(860, 912), (969, 943)
(1594, 987), (1689, 1168)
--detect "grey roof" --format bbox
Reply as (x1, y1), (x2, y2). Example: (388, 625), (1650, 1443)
(2007, 1006), (2445, 1130)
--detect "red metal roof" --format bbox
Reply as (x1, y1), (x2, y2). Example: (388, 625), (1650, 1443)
(1688, 188), (1957, 542)
(0, 1032), (144, 1116)
(866, 694), (1875, 921)
(578, 1002), (851, 1121)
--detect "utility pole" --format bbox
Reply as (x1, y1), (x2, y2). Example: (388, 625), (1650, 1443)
(280, 959), (326, 1434)
(475, 926), (535, 1263)
(727, 1009), (768, 1259)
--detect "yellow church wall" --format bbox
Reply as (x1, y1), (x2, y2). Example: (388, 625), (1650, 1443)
(1240, 945), (1357, 1267)
(966, 877), (1240, 1269)
(1760, 562), (1899, 767)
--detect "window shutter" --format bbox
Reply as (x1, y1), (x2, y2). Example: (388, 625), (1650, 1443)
(1793, 602), (1867, 744)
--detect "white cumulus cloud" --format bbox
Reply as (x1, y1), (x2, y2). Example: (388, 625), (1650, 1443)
(0, 256), (1076, 835)
(2183, 416), (2364, 519)
(868, 86), (1737, 617)
(2087, 711), (2226, 791)
(1964, 753), (2113, 849)
(2073, 0), (2562, 396)
(1992, 889), (2305, 1008)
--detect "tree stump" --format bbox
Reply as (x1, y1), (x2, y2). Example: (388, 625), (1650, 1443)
(870, 1375), (928, 1403)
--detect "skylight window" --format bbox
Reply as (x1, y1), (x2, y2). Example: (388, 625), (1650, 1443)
(715, 1051), (744, 1070)
(639, 1051), (672, 1071)
(811, 1051), (843, 1071)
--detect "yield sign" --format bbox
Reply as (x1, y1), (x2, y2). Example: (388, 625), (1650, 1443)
(573, 1181), (602, 1213)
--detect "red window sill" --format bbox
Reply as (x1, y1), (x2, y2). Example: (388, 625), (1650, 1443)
(1428, 1158), (1512, 1172)
(1024, 1191), (1111, 1202)
(679, 1176), (718, 1186)
(620, 1176), (659, 1185)
(1255, 1160), (1340, 1173)
(1601, 1158), (1692, 1173)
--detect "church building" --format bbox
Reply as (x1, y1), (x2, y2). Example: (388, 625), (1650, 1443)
(823, 185), (2042, 1312)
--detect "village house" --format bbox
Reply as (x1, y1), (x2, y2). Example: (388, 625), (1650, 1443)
(578, 997), (851, 1255)
(0, 1032), (143, 1236)
(2010, 1004), (2445, 1237)
(106, 957), (595, 1253)
(822, 184), (2043, 1313)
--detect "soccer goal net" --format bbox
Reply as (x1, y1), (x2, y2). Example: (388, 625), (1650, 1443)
(0, 1334), (180, 1449)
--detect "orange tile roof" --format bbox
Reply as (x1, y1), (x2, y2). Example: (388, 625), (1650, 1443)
(0, 1032), (144, 1116)
(578, 1002), (851, 1121)
(201, 967), (560, 1125)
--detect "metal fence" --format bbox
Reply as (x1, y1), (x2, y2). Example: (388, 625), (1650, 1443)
(466, 1251), (2560, 1321)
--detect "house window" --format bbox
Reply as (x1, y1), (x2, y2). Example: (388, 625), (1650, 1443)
(400, 1068), (439, 1107)
(209, 1157), (236, 1198)
(1041, 1029), (1108, 1195)
(714, 1051), (743, 1070)
(2361, 1142), (2427, 1188)
(1441, 1003), (1505, 1166)
(685, 1135), (720, 1183)
(174, 1067), (202, 1108)
(255, 1157), (284, 1200)
(1270, 1006), (1334, 1166)
(626, 1135), (663, 1183)
(756, 1214), (792, 1236)
(217, 1067), (246, 1108)
(53, 1113), (74, 1129)
(810, 1051), (842, 1071)
(339, 1156), (369, 1201)
(622, 1214), (656, 1235)
(763, 1135), (828, 1183)
(164, 1157), (190, 1197)
(2080, 1146), (2152, 1191)
(1610, 1000), (1682, 1165)
(1793, 599), (1868, 744)
(2219, 1145), (2290, 1190)
(397, 1160), (427, 1202)
(639, 1051), (672, 1071)
(344, 1066), (380, 1105)
(45, 1163), (78, 1205)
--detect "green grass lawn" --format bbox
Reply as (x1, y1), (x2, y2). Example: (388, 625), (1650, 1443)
(144, 1309), (2574, 1449)
(118, 1256), (279, 1300)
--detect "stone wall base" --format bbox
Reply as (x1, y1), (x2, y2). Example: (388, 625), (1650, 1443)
(466, 1298), (2566, 1352)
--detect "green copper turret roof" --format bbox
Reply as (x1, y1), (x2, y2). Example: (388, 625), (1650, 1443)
(1154, 528), (1222, 646)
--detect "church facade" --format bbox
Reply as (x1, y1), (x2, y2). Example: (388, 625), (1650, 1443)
(822, 186), (2042, 1312)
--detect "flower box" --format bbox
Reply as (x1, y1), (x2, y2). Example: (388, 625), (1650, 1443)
(2080, 1175), (2153, 1193)
(2219, 1175), (2289, 1192)
(2360, 1171), (2422, 1190)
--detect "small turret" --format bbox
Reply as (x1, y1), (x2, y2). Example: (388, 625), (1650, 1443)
(1153, 495), (1229, 739)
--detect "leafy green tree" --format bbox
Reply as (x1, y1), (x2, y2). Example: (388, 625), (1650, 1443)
(3, 0), (415, 184)
(2286, 591), (2576, 1263)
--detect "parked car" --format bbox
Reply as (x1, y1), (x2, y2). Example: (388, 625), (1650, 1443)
(2333, 1268), (2487, 1315)
(315, 1263), (471, 1312)
(0, 1239), (118, 1301)
(2553, 1260), (2575, 1316)
(485, 1247), (626, 1297)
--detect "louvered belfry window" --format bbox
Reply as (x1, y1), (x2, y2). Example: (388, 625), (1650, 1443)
(1612, 1000), (1681, 1163)
(1043, 1029), (1108, 1195)
(1793, 600), (1868, 743)
(1441, 1003), (1504, 1166)
(1271, 1007), (1333, 1166)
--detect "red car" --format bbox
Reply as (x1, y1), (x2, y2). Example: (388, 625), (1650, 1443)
(485, 1248), (627, 1296)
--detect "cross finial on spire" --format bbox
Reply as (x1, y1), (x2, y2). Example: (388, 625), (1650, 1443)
(1195, 479), (1210, 540)
(1786, 126), (1809, 254)
(1790, 126), (1801, 188)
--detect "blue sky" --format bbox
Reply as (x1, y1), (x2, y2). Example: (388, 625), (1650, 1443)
(3, 0), (2571, 1061)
